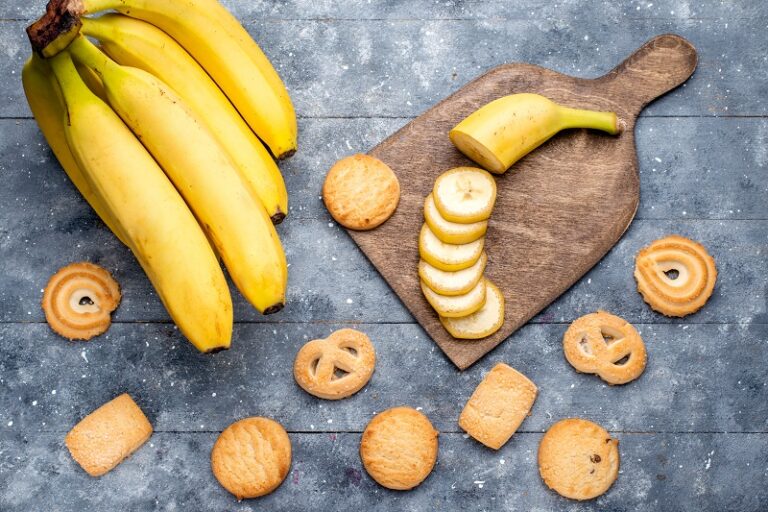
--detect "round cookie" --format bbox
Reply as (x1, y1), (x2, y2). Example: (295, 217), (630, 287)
(42, 262), (121, 340)
(211, 417), (292, 500)
(538, 418), (619, 500)
(360, 407), (439, 490)
(293, 328), (376, 400)
(322, 153), (400, 230)
(634, 235), (717, 317)
(563, 311), (647, 385)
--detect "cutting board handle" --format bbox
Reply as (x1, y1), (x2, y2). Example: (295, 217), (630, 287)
(599, 34), (697, 113)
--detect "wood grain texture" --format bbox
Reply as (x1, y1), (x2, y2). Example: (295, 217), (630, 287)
(349, 35), (697, 369)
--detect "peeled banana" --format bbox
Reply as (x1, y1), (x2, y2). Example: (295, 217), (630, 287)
(82, 14), (289, 223)
(67, 35), (288, 314)
(75, 0), (298, 159)
(47, 50), (233, 352)
(450, 93), (621, 173)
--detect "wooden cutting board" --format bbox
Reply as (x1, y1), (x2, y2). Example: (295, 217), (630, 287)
(348, 34), (697, 370)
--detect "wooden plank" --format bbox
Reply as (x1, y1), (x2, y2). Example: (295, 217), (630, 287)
(2, 17), (768, 118)
(3, 0), (766, 21)
(2, 322), (766, 433)
(1, 430), (766, 511)
(0, 215), (765, 324)
(5, 117), (768, 223)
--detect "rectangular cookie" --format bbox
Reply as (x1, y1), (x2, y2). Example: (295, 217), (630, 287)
(65, 393), (153, 477)
(459, 363), (537, 450)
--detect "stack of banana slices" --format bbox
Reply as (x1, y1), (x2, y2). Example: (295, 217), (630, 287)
(22, 0), (297, 353)
(418, 168), (505, 339)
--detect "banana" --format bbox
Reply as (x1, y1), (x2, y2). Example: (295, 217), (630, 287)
(67, 35), (288, 314)
(47, 50), (233, 352)
(450, 93), (621, 174)
(22, 53), (127, 245)
(418, 252), (487, 297)
(74, 0), (297, 159)
(420, 277), (487, 318)
(439, 280), (505, 339)
(424, 194), (487, 245)
(82, 14), (288, 223)
(432, 167), (497, 224)
(419, 224), (484, 272)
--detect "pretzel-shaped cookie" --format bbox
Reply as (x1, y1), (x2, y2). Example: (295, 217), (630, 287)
(563, 311), (646, 385)
(293, 328), (376, 400)
(42, 262), (121, 340)
(634, 235), (717, 317)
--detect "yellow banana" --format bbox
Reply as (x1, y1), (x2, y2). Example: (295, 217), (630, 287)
(47, 49), (233, 352)
(22, 53), (127, 245)
(81, 14), (288, 223)
(75, 0), (298, 159)
(68, 35), (288, 314)
(450, 93), (621, 174)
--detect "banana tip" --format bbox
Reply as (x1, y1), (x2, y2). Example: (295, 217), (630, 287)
(263, 303), (285, 315)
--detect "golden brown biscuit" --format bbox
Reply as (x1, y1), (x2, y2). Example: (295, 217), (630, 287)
(563, 311), (647, 385)
(211, 417), (292, 500)
(293, 328), (376, 400)
(459, 363), (537, 449)
(42, 262), (121, 340)
(634, 235), (717, 317)
(65, 393), (152, 477)
(360, 407), (439, 490)
(322, 153), (400, 230)
(538, 418), (620, 501)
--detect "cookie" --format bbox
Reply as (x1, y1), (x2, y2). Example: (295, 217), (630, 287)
(42, 262), (121, 340)
(360, 407), (439, 490)
(459, 363), (537, 449)
(211, 417), (292, 500)
(634, 235), (717, 317)
(538, 418), (620, 500)
(563, 311), (647, 385)
(322, 153), (400, 230)
(65, 393), (152, 477)
(293, 328), (376, 400)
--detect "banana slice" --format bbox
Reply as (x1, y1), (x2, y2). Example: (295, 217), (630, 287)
(433, 167), (497, 223)
(424, 194), (487, 244)
(419, 252), (487, 296)
(421, 277), (487, 318)
(418, 224), (484, 272)
(440, 280), (505, 339)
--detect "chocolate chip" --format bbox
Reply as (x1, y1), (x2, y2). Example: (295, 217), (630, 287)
(590, 454), (602, 463)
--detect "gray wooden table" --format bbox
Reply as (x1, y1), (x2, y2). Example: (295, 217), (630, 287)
(1, 1), (767, 510)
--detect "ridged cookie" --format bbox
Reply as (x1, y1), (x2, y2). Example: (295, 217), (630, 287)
(65, 393), (152, 477)
(360, 407), (438, 490)
(293, 328), (376, 400)
(322, 153), (400, 230)
(563, 311), (647, 385)
(459, 363), (537, 449)
(211, 417), (292, 500)
(538, 418), (619, 500)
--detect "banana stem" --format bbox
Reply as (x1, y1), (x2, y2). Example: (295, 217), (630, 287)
(559, 107), (622, 135)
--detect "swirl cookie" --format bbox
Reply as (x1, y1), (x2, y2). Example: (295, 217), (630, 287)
(322, 154), (400, 230)
(293, 328), (376, 400)
(634, 235), (717, 317)
(360, 407), (439, 490)
(211, 417), (292, 500)
(538, 418), (620, 501)
(42, 262), (121, 340)
(563, 311), (647, 385)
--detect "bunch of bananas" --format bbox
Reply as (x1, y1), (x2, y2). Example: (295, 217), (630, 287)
(22, 0), (297, 353)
